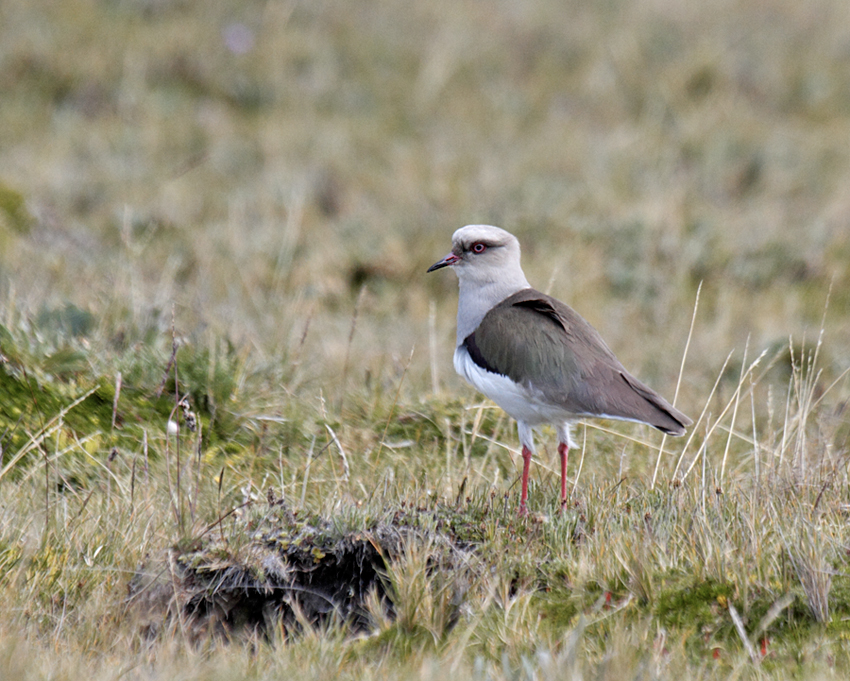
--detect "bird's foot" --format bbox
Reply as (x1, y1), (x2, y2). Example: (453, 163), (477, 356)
(517, 502), (529, 518)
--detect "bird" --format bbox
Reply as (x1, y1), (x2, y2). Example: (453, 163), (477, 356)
(427, 224), (692, 515)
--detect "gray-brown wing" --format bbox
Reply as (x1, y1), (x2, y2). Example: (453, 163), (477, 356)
(465, 289), (691, 434)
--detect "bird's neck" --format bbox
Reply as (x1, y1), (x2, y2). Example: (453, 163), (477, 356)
(456, 277), (530, 345)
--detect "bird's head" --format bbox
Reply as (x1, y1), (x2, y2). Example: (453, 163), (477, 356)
(427, 224), (527, 290)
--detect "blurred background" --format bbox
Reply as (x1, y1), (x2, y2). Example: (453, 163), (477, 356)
(1, 0), (849, 411)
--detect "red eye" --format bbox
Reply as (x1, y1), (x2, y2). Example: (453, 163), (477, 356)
(472, 243), (486, 254)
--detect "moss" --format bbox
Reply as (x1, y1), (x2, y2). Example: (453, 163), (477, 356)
(536, 585), (581, 635)
(827, 575), (850, 625)
(0, 356), (113, 474)
(655, 576), (734, 630)
(35, 304), (96, 340)
(0, 183), (33, 235)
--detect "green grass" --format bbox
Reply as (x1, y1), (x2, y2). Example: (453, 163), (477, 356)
(2, 0), (850, 678)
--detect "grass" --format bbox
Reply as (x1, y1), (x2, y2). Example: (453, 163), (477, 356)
(2, 0), (850, 678)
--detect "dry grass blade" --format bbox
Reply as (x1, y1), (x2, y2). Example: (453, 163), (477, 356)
(670, 349), (733, 482)
(728, 602), (760, 664)
(720, 337), (749, 486)
(325, 423), (350, 482)
(340, 286), (367, 412)
(681, 348), (768, 482)
(429, 299), (439, 394)
(652, 280), (700, 489)
(752, 593), (795, 642)
(376, 345), (416, 460)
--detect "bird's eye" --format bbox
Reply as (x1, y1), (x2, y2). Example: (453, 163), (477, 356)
(471, 243), (486, 254)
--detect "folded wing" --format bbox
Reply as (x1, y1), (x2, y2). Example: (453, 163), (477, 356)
(463, 288), (692, 435)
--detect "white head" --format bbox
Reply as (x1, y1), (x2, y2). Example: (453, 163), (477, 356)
(428, 225), (531, 342)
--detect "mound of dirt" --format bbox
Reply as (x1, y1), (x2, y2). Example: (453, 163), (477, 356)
(127, 500), (473, 642)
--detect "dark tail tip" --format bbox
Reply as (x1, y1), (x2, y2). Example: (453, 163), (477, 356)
(656, 409), (693, 437)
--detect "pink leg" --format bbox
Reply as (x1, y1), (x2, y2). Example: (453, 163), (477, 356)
(559, 441), (569, 511)
(518, 445), (532, 516)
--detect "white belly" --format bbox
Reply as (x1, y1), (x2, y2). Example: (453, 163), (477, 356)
(453, 345), (573, 427)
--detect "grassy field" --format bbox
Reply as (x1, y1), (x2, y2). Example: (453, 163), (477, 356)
(1, 0), (850, 678)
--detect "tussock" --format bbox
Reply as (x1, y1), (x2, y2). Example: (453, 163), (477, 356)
(128, 504), (476, 643)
